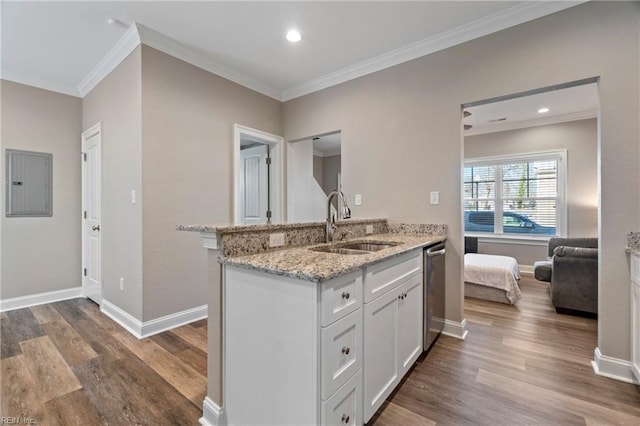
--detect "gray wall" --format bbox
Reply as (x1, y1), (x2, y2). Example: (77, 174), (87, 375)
(465, 119), (598, 266)
(313, 155), (324, 191)
(1, 81), (82, 299)
(322, 155), (341, 194)
(82, 47), (143, 320)
(140, 45), (283, 321)
(283, 2), (639, 361)
(313, 154), (342, 196)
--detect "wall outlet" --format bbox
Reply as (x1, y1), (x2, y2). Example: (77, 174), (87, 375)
(365, 224), (374, 234)
(430, 191), (440, 205)
(269, 233), (285, 247)
(120, 277), (124, 291)
(355, 194), (362, 206)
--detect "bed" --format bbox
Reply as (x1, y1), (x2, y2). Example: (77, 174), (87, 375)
(464, 253), (522, 304)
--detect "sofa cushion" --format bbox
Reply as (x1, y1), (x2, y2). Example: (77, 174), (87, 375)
(534, 260), (552, 282)
(553, 246), (598, 258)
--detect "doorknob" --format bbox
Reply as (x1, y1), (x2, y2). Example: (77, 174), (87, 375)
(92, 225), (100, 231)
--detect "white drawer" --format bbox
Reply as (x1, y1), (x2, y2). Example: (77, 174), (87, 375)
(321, 370), (362, 426)
(321, 309), (362, 400)
(321, 271), (363, 327)
(632, 254), (640, 284)
(364, 250), (422, 303)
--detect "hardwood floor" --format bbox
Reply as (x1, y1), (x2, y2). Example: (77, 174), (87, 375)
(1, 298), (206, 425)
(371, 275), (640, 426)
(1, 276), (639, 425)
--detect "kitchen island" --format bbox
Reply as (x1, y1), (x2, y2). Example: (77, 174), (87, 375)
(178, 219), (446, 426)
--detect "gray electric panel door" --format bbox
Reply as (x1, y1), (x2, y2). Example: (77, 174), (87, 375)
(6, 149), (53, 217)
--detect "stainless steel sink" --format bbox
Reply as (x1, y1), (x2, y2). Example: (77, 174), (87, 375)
(310, 246), (369, 255)
(309, 240), (401, 255)
(339, 242), (400, 252)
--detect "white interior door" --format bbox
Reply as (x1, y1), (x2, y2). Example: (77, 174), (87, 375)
(82, 124), (102, 304)
(240, 144), (268, 224)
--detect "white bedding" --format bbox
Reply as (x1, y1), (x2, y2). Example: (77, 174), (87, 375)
(464, 253), (522, 303)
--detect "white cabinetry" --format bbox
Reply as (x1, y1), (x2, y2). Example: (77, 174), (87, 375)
(224, 267), (363, 426)
(363, 250), (423, 422)
(223, 248), (425, 425)
(630, 253), (640, 383)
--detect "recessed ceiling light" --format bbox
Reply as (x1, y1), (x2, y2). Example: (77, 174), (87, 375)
(286, 30), (302, 43)
(538, 107), (550, 114)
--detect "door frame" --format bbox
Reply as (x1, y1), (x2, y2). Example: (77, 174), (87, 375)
(233, 124), (284, 224)
(81, 122), (102, 303)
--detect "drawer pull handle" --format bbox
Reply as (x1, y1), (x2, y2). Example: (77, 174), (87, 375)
(341, 291), (350, 300)
(341, 346), (350, 355)
(341, 414), (350, 423)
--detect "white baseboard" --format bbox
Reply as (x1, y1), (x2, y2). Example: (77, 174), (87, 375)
(591, 347), (637, 384)
(101, 299), (208, 339)
(442, 318), (469, 340)
(519, 265), (534, 274)
(200, 397), (226, 426)
(0, 286), (83, 312)
(101, 299), (144, 338)
(141, 304), (208, 337)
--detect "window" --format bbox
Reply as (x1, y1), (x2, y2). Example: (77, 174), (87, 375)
(464, 151), (566, 237)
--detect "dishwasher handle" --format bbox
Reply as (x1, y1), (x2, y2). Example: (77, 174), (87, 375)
(426, 244), (446, 258)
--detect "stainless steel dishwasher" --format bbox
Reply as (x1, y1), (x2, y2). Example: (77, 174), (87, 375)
(424, 242), (446, 352)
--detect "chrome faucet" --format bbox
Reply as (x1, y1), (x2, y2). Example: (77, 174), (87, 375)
(326, 189), (351, 243)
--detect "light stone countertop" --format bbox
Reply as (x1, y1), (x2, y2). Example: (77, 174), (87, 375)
(176, 217), (386, 234)
(626, 231), (640, 254)
(222, 233), (446, 282)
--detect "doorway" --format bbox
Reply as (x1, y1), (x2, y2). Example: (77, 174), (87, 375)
(233, 124), (284, 225)
(287, 131), (342, 222)
(461, 78), (600, 323)
(81, 123), (102, 304)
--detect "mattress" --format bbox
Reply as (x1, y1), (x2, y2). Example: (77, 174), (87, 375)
(464, 253), (522, 304)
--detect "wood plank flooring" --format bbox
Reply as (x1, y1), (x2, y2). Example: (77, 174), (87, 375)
(1, 275), (639, 425)
(370, 275), (640, 425)
(1, 298), (205, 425)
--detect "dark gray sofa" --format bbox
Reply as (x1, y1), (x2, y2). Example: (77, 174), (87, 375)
(533, 237), (598, 316)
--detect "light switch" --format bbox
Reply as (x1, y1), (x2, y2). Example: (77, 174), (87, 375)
(430, 191), (440, 205)
(131, 190), (136, 204)
(355, 194), (362, 206)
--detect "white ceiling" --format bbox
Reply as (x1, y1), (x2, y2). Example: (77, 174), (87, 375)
(313, 132), (342, 157)
(463, 82), (598, 135)
(1, 1), (584, 101)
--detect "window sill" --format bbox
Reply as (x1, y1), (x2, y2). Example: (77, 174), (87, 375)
(464, 232), (553, 246)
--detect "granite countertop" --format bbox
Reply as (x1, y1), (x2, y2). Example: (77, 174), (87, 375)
(626, 232), (640, 254)
(222, 233), (446, 282)
(176, 217), (386, 234)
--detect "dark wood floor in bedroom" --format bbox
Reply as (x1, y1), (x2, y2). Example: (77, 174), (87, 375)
(2, 275), (639, 425)
(370, 274), (640, 425)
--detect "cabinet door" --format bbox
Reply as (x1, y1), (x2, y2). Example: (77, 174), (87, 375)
(397, 275), (424, 377)
(363, 286), (400, 421)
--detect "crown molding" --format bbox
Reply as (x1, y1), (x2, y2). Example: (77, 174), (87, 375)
(4, 0), (586, 102)
(77, 24), (141, 97)
(136, 24), (281, 101)
(280, 1), (586, 101)
(313, 149), (341, 158)
(465, 109), (597, 136)
(1, 69), (80, 98)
